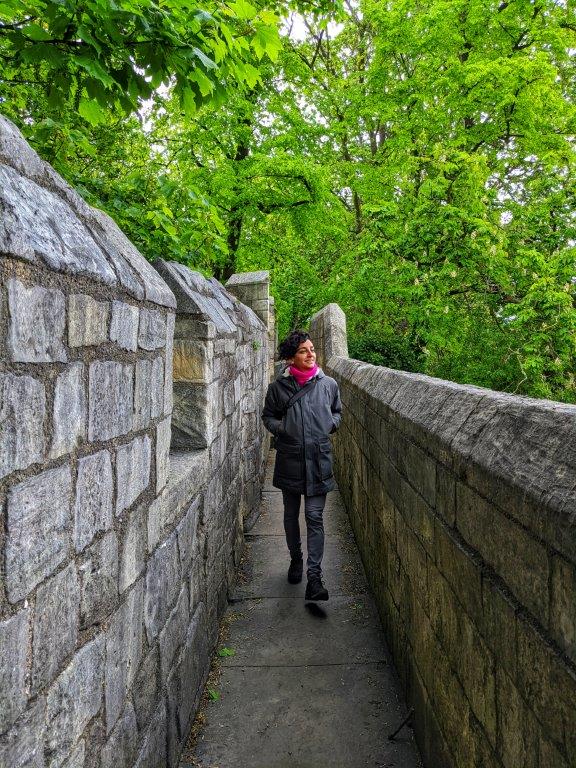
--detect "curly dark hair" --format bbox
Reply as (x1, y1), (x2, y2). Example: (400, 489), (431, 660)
(277, 330), (311, 361)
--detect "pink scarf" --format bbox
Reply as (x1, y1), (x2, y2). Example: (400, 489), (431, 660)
(289, 364), (319, 387)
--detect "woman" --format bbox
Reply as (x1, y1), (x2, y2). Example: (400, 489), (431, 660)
(262, 331), (342, 601)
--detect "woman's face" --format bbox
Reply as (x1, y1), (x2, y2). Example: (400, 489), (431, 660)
(289, 339), (317, 372)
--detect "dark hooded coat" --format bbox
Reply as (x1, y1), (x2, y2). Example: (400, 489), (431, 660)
(262, 368), (342, 495)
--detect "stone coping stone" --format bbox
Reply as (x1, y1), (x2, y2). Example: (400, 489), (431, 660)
(0, 114), (175, 309)
(329, 356), (576, 531)
(154, 260), (263, 333)
(225, 270), (269, 285)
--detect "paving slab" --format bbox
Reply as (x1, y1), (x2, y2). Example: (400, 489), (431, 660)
(192, 663), (420, 768)
(221, 595), (386, 666)
(183, 453), (423, 768)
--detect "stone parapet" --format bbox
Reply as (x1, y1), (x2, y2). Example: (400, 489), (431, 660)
(318, 309), (576, 768)
(226, 270), (276, 380)
(309, 303), (348, 369)
(0, 115), (269, 768)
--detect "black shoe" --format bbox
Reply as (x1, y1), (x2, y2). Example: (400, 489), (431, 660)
(305, 577), (329, 601)
(287, 557), (303, 584)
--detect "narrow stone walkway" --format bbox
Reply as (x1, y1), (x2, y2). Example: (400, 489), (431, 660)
(185, 455), (423, 768)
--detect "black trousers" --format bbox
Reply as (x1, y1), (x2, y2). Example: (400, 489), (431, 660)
(281, 490), (327, 579)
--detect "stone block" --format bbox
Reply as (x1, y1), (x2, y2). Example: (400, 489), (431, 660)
(68, 294), (109, 347)
(0, 608), (29, 732)
(159, 585), (189, 684)
(134, 701), (167, 768)
(88, 361), (133, 441)
(173, 339), (212, 383)
(100, 703), (139, 768)
(174, 603), (209, 739)
(105, 580), (144, 732)
(436, 464), (456, 525)
(0, 698), (46, 768)
(434, 518), (483, 619)
(150, 356), (165, 422)
(31, 563), (79, 695)
(496, 668), (538, 768)
(79, 531), (118, 630)
(0, 372), (45, 480)
(110, 301), (139, 351)
(132, 645), (160, 731)
(539, 734), (569, 768)
(481, 576), (519, 679)
(6, 465), (72, 602)
(456, 482), (549, 625)
(164, 311), (175, 416)
(171, 381), (216, 449)
(550, 554), (576, 664)
(62, 742), (86, 768)
(115, 435), (151, 515)
(177, 497), (201, 575)
(156, 418), (171, 493)
(74, 450), (113, 552)
(147, 489), (169, 553)
(119, 504), (147, 592)
(134, 358), (164, 430)
(516, 616), (576, 755)
(50, 363), (86, 459)
(144, 531), (181, 643)
(46, 635), (105, 768)
(7, 278), (66, 362)
(139, 308), (166, 350)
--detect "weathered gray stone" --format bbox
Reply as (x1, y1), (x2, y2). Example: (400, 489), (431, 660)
(109, 301), (139, 351)
(7, 278), (67, 362)
(100, 703), (139, 768)
(6, 465), (72, 602)
(176, 497), (201, 576)
(74, 450), (113, 553)
(88, 361), (133, 441)
(156, 418), (171, 493)
(60, 740), (85, 768)
(119, 504), (147, 592)
(159, 585), (189, 684)
(134, 701), (167, 768)
(0, 164), (117, 284)
(79, 531), (118, 630)
(134, 358), (164, 430)
(171, 382), (217, 449)
(115, 435), (151, 515)
(50, 363), (86, 459)
(147, 489), (169, 553)
(46, 635), (105, 768)
(164, 312), (175, 416)
(144, 532), (181, 643)
(0, 608), (29, 732)
(105, 581), (144, 732)
(68, 294), (109, 347)
(32, 563), (79, 694)
(139, 308), (166, 350)
(0, 372), (45, 480)
(132, 645), (160, 731)
(173, 603), (209, 740)
(0, 698), (46, 768)
(89, 207), (175, 307)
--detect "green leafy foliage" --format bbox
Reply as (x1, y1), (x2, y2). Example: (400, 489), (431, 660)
(2, 0), (575, 402)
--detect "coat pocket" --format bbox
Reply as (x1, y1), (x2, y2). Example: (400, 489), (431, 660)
(275, 443), (303, 481)
(318, 440), (333, 480)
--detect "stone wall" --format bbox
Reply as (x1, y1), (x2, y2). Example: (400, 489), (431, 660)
(0, 115), (269, 768)
(310, 305), (576, 768)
